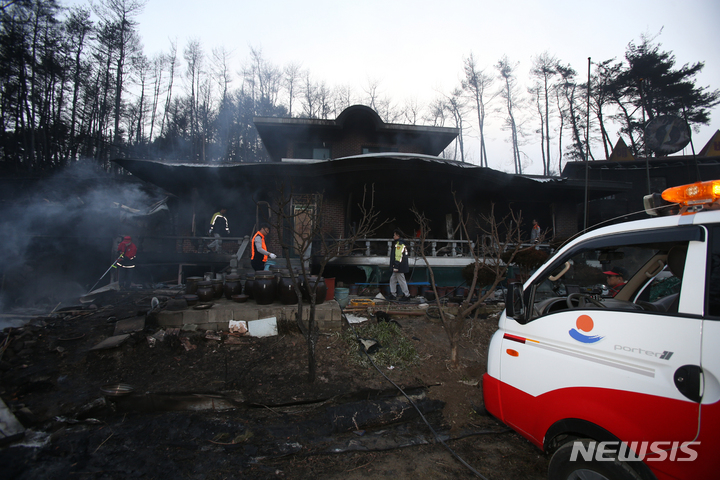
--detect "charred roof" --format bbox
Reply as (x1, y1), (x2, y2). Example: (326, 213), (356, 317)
(253, 105), (459, 161)
(113, 154), (629, 204)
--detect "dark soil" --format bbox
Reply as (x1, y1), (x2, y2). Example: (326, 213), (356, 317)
(0, 290), (549, 479)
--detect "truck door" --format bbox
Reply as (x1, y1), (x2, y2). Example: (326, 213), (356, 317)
(691, 225), (720, 478)
(497, 228), (704, 451)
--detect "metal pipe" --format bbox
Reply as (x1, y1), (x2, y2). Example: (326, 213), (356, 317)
(583, 57), (591, 230)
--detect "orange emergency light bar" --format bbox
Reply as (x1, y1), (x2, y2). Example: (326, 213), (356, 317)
(662, 180), (720, 207)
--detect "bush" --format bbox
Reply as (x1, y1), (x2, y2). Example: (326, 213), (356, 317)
(513, 248), (550, 271)
(461, 262), (497, 287)
(341, 321), (419, 369)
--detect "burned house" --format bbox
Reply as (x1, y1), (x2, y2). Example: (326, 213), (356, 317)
(112, 105), (626, 286)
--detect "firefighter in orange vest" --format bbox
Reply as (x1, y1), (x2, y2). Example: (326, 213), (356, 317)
(251, 223), (276, 271)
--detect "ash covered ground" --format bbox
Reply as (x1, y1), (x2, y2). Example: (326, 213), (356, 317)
(0, 289), (548, 479)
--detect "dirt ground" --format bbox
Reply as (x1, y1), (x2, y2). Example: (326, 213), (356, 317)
(0, 290), (549, 479)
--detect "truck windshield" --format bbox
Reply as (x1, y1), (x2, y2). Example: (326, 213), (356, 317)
(533, 241), (686, 307)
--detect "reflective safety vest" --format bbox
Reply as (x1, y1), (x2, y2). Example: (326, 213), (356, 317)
(209, 212), (229, 235)
(394, 242), (407, 262)
(251, 231), (268, 262)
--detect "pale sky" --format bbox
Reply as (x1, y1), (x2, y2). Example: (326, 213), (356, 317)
(67, 0), (720, 173)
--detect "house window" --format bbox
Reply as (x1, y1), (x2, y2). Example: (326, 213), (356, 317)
(313, 148), (330, 160)
(362, 146), (398, 154)
(295, 144), (331, 160)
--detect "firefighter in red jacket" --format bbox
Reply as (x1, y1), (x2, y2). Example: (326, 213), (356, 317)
(117, 235), (137, 289)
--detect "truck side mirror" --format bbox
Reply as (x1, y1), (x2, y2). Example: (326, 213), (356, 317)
(505, 282), (526, 323)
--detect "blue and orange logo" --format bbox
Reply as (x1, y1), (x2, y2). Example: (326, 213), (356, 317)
(569, 315), (604, 343)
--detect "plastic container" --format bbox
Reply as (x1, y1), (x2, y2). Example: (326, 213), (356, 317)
(334, 287), (350, 308)
(324, 277), (335, 301)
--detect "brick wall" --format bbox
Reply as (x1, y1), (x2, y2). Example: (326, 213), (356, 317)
(553, 202), (578, 241)
(321, 196), (345, 240)
(257, 195), (346, 258)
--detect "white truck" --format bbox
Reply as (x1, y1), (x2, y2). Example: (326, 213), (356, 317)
(483, 180), (720, 480)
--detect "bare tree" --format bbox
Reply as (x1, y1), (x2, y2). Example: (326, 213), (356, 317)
(64, 5), (93, 162)
(211, 46), (233, 107)
(496, 56), (523, 174)
(316, 80), (331, 119)
(530, 52), (558, 175)
(333, 83), (355, 115)
(412, 192), (541, 365)
(147, 52), (166, 141)
(92, 20), (118, 165)
(0, 0), (27, 12)
(363, 78), (381, 111)
(556, 63), (588, 162)
(283, 62), (302, 117)
(183, 38), (204, 160)
(529, 83), (547, 174)
(159, 39), (177, 138)
(247, 46), (282, 115)
(590, 59), (623, 160)
(376, 96), (401, 123)
(269, 184), (389, 382)
(462, 53), (495, 167)
(553, 78), (567, 173)
(94, 0), (146, 152)
(300, 71), (318, 118)
(130, 52), (150, 145)
(401, 96), (421, 125)
(197, 65), (213, 162)
(441, 87), (468, 162)
(424, 97), (447, 127)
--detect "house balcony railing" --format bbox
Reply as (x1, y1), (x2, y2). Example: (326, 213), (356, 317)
(135, 235), (551, 263)
(355, 238), (476, 258)
(351, 237), (551, 258)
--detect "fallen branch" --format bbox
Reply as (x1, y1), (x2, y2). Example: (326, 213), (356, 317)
(93, 433), (114, 453)
(208, 439), (241, 446)
(380, 310), (427, 316)
(346, 454), (376, 472)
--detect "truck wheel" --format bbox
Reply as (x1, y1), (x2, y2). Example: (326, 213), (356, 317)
(548, 439), (643, 480)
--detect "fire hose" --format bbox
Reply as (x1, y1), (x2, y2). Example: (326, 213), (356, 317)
(87, 254), (123, 293)
(340, 304), (489, 479)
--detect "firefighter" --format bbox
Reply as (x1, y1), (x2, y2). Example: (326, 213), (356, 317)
(531, 219), (541, 242)
(208, 207), (230, 253)
(116, 235), (137, 289)
(251, 223), (277, 271)
(389, 229), (411, 301)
